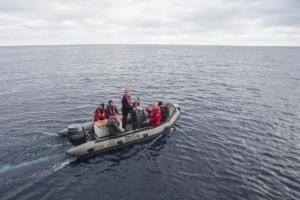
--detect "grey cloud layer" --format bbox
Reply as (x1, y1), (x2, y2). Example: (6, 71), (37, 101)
(0, 0), (299, 45)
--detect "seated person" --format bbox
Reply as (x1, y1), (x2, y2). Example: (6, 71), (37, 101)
(105, 100), (120, 118)
(93, 103), (109, 138)
(93, 103), (108, 122)
(105, 100), (123, 135)
(158, 101), (169, 122)
(146, 102), (161, 126)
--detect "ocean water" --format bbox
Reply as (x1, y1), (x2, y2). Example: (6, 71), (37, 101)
(0, 45), (299, 200)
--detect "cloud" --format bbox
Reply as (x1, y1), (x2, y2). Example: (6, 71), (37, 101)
(0, 0), (299, 45)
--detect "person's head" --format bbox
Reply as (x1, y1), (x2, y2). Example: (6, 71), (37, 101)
(98, 103), (105, 110)
(108, 100), (114, 105)
(123, 90), (129, 96)
(153, 101), (158, 109)
(158, 101), (163, 106)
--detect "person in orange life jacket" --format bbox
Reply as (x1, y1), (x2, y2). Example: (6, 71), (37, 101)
(121, 90), (133, 129)
(146, 102), (161, 126)
(93, 103), (108, 122)
(105, 100), (120, 119)
(105, 100), (123, 135)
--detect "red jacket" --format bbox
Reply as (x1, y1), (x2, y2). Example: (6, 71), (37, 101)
(93, 108), (108, 122)
(106, 104), (118, 116)
(146, 107), (161, 126)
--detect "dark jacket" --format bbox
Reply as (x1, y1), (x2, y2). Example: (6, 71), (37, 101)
(160, 105), (169, 122)
(122, 95), (132, 113)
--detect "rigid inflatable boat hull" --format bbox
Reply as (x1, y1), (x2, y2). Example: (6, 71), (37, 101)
(66, 104), (180, 156)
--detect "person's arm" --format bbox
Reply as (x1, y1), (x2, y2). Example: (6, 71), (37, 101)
(136, 97), (141, 106)
(104, 112), (108, 120)
(105, 108), (111, 117)
(93, 110), (99, 122)
(146, 107), (153, 113)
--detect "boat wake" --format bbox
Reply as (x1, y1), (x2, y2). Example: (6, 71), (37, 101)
(0, 154), (73, 177)
(0, 156), (51, 174)
(41, 131), (59, 136)
(0, 154), (74, 200)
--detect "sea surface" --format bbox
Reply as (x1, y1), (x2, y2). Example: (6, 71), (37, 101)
(0, 45), (299, 200)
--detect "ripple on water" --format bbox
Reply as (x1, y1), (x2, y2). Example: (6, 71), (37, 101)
(0, 45), (300, 200)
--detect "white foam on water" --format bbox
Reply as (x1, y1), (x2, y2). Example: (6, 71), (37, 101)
(0, 154), (71, 175)
(42, 158), (73, 177)
(41, 131), (59, 136)
(0, 156), (51, 174)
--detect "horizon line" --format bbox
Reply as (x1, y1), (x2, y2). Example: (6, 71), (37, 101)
(0, 43), (299, 48)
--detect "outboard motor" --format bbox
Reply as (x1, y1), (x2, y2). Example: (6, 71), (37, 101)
(67, 124), (86, 146)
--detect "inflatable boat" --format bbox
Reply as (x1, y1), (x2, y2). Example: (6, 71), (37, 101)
(58, 103), (181, 156)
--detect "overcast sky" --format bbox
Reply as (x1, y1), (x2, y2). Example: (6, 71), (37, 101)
(0, 0), (299, 46)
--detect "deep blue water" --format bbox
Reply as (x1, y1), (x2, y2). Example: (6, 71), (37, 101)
(0, 45), (300, 200)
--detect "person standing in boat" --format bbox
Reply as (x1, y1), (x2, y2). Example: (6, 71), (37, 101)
(146, 102), (161, 126)
(93, 103), (108, 122)
(133, 96), (141, 108)
(132, 96), (141, 130)
(121, 90), (133, 130)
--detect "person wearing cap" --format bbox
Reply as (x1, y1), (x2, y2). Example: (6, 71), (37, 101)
(93, 103), (108, 122)
(146, 102), (161, 126)
(121, 90), (133, 129)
